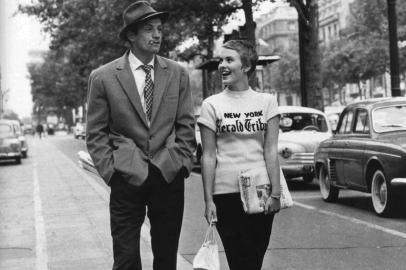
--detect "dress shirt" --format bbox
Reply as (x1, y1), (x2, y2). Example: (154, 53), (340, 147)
(128, 50), (155, 121)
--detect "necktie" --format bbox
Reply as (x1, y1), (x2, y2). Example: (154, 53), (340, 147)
(140, 65), (154, 121)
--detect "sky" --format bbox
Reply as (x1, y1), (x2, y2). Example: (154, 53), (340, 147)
(0, 0), (281, 120)
(1, 0), (49, 119)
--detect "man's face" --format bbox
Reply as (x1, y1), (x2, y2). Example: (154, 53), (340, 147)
(128, 17), (162, 56)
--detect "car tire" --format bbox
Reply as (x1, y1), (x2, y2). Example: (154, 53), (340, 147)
(371, 169), (395, 217)
(15, 157), (21, 164)
(319, 165), (339, 202)
(303, 173), (314, 183)
(22, 151), (27, 158)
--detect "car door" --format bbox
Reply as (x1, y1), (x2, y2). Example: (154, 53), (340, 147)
(327, 109), (354, 186)
(342, 109), (369, 189)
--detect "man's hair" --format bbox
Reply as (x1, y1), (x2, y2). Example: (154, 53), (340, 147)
(126, 24), (139, 41)
(222, 40), (258, 77)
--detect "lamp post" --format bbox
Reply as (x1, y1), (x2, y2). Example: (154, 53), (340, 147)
(387, 0), (401, 97)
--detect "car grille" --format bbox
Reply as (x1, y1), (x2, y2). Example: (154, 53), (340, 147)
(289, 153), (314, 164)
(328, 159), (337, 182)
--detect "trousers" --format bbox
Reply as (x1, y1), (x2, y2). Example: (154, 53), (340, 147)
(213, 193), (275, 270)
(109, 164), (184, 270)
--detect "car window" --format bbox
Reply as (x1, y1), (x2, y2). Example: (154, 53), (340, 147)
(0, 124), (13, 137)
(279, 113), (328, 132)
(372, 105), (406, 133)
(337, 110), (353, 134)
(354, 109), (369, 134)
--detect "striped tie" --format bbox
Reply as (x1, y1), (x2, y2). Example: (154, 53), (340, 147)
(140, 65), (154, 121)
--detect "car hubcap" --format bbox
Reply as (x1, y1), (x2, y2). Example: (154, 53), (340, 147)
(320, 169), (329, 197)
(372, 172), (387, 213)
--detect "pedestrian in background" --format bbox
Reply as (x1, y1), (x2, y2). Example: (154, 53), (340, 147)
(36, 123), (44, 139)
(197, 40), (281, 270)
(86, 1), (196, 270)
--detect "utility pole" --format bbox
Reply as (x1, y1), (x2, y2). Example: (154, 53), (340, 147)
(387, 0), (401, 97)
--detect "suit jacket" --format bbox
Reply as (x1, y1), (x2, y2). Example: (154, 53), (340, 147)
(86, 51), (196, 186)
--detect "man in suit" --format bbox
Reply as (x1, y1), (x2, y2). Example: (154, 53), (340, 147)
(86, 2), (196, 269)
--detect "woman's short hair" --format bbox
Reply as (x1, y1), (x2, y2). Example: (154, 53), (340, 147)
(222, 40), (258, 77)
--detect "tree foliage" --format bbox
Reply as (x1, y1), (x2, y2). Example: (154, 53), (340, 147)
(320, 0), (401, 98)
(269, 41), (300, 96)
(20, 0), (268, 121)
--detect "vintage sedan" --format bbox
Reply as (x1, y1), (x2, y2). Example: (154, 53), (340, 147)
(10, 120), (28, 158)
(0, 119), (23, 164)
(278, 106), (333, 183)
(314, 97), (406, 216)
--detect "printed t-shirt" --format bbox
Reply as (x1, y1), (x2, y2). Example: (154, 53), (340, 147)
(197, 88), (279, 195)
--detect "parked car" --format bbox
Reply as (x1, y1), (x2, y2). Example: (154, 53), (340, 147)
(23, 123), (35, 136)
(278, 106), (333, 183)
(0, 119), (23, 164)
(10, 120), (28, 158)
(73, 122), (86, 139)
(314, 97), (406, 216)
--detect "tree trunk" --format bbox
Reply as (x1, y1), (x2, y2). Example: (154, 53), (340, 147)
(242, 0), (255, 45)
(241, 0), (258, 89)
(295, 0), (323, 110)
(304, 1), (322, 110)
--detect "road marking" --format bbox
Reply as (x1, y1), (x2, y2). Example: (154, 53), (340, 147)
(33, 140), (49, 270)
(292, 195), (323, 199)
(191, 172), (406, 240)
(294, 201), (406, 239)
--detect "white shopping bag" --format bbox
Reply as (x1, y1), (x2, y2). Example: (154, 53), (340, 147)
(193, 221), (220, 270)
(279, 167), (293, 208)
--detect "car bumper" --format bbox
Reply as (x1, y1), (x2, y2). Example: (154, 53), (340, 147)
(280, 153), (314, 177)
(391, 178), (406, 186)
(0, 152), (21, 159)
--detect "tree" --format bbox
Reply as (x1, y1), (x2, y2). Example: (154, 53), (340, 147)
(21, 0), (271, 114)
(321, 0), (392, 100)
(397, 0), (406, 74)
(288, 0), (322, 110)
(269, 42), (300, 99)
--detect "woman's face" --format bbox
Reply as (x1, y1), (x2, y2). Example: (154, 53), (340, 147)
(217, 47), (248, 87)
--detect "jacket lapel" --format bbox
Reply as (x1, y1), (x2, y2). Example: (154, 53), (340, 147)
(115, 52), (148, 127)
(151, 56), (171, 123)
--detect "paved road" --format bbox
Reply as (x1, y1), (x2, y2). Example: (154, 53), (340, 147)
(2, 134), (406, 269)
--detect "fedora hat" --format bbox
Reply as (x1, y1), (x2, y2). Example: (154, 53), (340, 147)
(119, 1), (169, 40)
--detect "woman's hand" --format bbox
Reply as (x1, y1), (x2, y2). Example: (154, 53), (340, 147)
(205, 200), (218, 224)
(264, 197), (280, 215)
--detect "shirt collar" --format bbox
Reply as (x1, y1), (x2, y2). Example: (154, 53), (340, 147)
(128, 50), (155, 70)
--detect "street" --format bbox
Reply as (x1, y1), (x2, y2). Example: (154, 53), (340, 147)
(1, 134), (406, 270)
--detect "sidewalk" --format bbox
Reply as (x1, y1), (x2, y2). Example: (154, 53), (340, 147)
(0, 137), (191, 270)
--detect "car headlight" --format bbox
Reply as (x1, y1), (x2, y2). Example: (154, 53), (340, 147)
(280, 147), (292, 159)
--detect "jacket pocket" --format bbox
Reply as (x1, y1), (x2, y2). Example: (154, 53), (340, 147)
(113, 146), (136, 175)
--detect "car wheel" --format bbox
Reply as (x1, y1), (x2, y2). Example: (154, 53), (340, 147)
(371, 169), (394, 216)
(22, 151), (27, 158)
(303, 173), (314, 183)
(319, 165), (339, 202)
(15, 157), (21, 164)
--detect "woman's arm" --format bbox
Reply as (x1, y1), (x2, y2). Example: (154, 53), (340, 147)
(199, 124), (218, 223)
(264, 115), (281, 214)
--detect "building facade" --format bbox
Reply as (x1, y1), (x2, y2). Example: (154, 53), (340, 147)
(255, 4), (300, 105)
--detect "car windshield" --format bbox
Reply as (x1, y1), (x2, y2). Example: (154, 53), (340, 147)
(372, 105), (406, 133)
(279, 113), (329, 132)
(0, 124), (13, 138)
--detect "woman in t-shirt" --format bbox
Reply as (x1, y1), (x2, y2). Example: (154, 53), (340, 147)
(197, 40), (281, 270)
